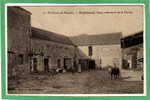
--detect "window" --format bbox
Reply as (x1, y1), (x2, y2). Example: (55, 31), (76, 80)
(57, 59), (61, 68)
(88, 46), (92, 56)
(18, 54), (23, 65)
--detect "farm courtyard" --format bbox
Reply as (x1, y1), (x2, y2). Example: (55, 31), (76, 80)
(8, 70), (143, 94)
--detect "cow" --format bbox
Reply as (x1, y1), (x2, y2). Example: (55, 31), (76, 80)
(110, 67), (120, 80)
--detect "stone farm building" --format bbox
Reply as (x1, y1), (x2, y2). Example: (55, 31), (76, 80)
(30, 27), (76, 72)
(121, 31), (143, 70)
(7, 6), (31, 78)
(70, 33), (122, 69)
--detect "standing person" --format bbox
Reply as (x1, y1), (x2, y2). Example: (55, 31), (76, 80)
(78, 63), (82, 73)
(113, 63), (120, 79)
(108, 67), (112, 74)
(71, 66), (75, 74)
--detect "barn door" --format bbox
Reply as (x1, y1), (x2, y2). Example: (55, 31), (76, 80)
(44, 58), (49, 72)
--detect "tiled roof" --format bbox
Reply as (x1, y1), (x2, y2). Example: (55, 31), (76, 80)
(69, 32), (122, 46)
(121, 31), (143, 48)
(31, 27), (74, 45)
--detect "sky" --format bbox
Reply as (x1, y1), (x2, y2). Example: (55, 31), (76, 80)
(22, 5), (144, 37)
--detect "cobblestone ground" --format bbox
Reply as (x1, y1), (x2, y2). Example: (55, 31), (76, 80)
(8, 70), (143, 94)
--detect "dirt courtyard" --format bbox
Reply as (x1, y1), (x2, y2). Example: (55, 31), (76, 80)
(8, 70), (143, 94)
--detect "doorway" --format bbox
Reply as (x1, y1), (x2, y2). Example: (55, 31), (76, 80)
(8, 52), (15, 78)
(64, 58), (72, 70)
(33, 58), (38, 72)
(89, 60), (96, 69)
(44, 58), (49, 72)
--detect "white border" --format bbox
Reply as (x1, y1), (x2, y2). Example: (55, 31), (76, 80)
(5, 3), (146, 97)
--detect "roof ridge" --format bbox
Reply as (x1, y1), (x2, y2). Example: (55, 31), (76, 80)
(69, 32), (122, 46)
(32, 27), (69, 38)
(31, 27), (74, 45)
(69, 32), (122, 37)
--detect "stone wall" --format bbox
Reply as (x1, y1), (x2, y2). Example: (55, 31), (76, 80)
(31, 38), (75, 72)
(77, 44), (122, 68)
(7, 7), (31, 78)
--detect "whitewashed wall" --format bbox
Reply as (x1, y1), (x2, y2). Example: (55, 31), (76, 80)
(77, 44), (122, 68)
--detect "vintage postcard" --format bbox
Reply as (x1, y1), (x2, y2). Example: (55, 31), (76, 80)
(0, 0), (149, 100)
(6, 4), (145, 96)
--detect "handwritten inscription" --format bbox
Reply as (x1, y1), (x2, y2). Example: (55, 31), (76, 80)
(43, 10), (133, 15)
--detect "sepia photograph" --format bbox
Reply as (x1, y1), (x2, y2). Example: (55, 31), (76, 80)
(6, 4), (144, 95)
